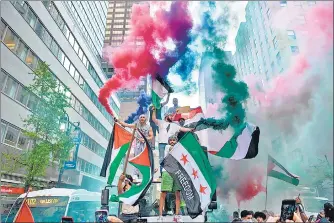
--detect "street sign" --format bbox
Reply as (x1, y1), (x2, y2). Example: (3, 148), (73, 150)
(64, 161), (76, 170)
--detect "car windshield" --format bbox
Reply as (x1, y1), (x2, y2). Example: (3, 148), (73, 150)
(303, 198), (328, 213)
(5, 196), (68, 223)
(67, 201), (101, 222)
(137, 182), (189, 217)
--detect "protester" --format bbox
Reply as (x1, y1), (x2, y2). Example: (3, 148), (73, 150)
(167, 98), (179, 114)
(149, 93), (170, 146)
(254, 212), (266, 222)
(177, 118), (200, 142)
(151, 106), (193, 176)
(116, 115), (153, 156)
(241, 210), (252, 222)
(323, 202), (334, 222)
(117, 174), (139, 223)
(158, 135), (182, 223)
(232, 211), (242, 222)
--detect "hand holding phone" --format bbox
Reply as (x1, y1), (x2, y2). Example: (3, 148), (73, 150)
(95, 210), (109, 223)
(280, 199), (297, 222)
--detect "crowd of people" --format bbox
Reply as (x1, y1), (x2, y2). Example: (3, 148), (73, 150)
(230, 200), (333, 223)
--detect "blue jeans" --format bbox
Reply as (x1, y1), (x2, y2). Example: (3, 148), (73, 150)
(159, 143), (167, 176)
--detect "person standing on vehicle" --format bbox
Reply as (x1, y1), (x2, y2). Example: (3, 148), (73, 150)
(158, 135), (182, 223)
(151, 106), (193, 176)
(149, 93), (170, 146)
(117, 174), (139, 223)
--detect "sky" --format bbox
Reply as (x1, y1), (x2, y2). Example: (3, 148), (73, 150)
(165, 1), (248, 109)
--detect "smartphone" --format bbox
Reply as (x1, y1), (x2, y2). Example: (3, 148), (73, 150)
(95, 210), (109, 223)
(280, 199), (296, 222)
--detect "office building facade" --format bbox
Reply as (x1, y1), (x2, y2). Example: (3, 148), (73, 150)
(1, 1), (120, 212)
(233, 1), (327, 108)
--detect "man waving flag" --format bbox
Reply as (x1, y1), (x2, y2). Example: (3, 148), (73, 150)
(161, 133), (216, 219)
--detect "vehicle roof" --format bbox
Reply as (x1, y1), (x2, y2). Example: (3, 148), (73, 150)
(18, 188), (100, 198)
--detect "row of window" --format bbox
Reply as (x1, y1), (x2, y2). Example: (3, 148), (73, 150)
(1, 119), (103, 178)
(9, 3), (120, 119)
(1, 26), (111, 140)
(81, 131), (106, 158)
(1, 120), (33, 150)
(280, 1), (316, 7)
(1, 70), (108, 157)
(77, 157), (102, 177)
(39, 1), (105, 87)
(63, 1), (103, 60)
(72, 1), (104, 48)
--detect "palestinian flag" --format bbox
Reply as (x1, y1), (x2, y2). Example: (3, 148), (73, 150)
(182, 107), (260, 160)
(162, 133), (216, 219)
(151, 74), (173, 109)
(100, 124), (133, 184)
(110, 130), (154, 205)
(267, 155), (299, 186)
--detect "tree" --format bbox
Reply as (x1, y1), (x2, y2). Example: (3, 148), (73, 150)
(1, 61), (73, 191)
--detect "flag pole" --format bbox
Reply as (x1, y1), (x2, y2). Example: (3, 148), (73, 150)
(265, 155), (269, 210)
(122, 123), (137, 174)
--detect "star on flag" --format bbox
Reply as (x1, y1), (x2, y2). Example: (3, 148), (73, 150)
(192, 168), (198, 179)
(180, 154), (189, 165)
(199, 184), (207, 194)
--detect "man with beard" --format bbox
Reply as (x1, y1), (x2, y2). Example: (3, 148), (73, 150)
(151, 106), (193, 176)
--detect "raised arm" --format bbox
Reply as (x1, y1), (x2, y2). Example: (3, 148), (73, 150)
(151, 106), (159, 125)
(161, 93), (170, 107)
(180, 127), (194, 132)
(117, 174), (125, 195)
(117, 119), (136, 129)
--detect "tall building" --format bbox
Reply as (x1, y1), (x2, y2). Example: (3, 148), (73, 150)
(103, 1), (148, 119)
(198, 51), (234, 111)
(1, 0), (120, 212)
(233, 1), (327, 108)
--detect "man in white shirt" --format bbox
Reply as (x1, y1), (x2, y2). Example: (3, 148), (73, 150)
(151, 106), (193, 176)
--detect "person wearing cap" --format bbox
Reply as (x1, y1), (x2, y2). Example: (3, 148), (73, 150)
(151, 106), (194, 176)
(158, 135), (182, 223)
(117, 174), (139, 223)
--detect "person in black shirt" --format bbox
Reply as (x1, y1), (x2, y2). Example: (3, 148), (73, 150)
(177, 118), (199, 142)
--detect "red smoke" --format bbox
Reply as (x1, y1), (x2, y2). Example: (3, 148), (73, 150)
(99, 2), (192, 115)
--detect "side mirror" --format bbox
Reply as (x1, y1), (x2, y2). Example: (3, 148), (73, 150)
(61, 216), (74, 223)
(101, 189), (109, 206)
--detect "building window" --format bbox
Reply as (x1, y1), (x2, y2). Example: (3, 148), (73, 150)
(280, 1), (287, 7)
(271, 61), (275, 71)
(17, 132), (30, 150)
(1, 122), (6, 143)
(276, 52), (281, 64)
(266, 8), (271, 19)
(15, 85), (30, 106)
(4, 125), (19, 147)
(25, 51), (38, 70)
(3, 28), (19, 51)
(15, 41), (29, 61)
(42, 30), (52, 48)
(273, 36), (278, 49)
(287, 30), (296, 40)
(290, 46), (299, 54)
(25, 8), (37, 28)
(3, 76), (18, 98)
(27, 94), (38, 111)
(63, 56), (70, 71)
(50, 39), (59, 56)
(0, 20), (6, 40)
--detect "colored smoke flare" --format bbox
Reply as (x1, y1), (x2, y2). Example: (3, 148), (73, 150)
(99, 1), (193, 115)
(125, 91), (152, 124)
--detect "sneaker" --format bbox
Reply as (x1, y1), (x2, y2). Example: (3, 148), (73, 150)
(173, 215), (183, 223)
(157, 216), (163, 222)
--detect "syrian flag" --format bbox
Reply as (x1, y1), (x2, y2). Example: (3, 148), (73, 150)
(110, 130), (154, 205)
(267, 155), (299, 186)
(181, 107), (260, 160)
(151, 75), (173, 109)
(100, 124), (133, 184)
(162, 133), (216, 219)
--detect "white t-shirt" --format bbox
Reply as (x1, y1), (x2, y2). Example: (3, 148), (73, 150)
(157, 120), (181, 144)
